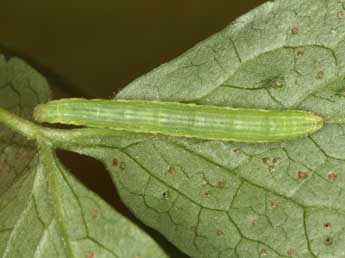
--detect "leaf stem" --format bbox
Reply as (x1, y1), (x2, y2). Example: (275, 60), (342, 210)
(0, 107), (123, 149)
(0, 107), (43, 140)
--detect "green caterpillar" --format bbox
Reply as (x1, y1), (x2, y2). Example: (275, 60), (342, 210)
(33, 98), (324, 143)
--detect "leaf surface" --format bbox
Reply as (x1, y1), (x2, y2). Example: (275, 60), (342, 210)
(60, 1), (345, 257)
(0, 56), (169, 258)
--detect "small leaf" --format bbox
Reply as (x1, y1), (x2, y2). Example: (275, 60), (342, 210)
(0, 56), (169, 258)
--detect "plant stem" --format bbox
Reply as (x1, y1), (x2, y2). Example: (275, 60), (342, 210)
(0, 107), (122, 149)
(0, 107), (42, 140)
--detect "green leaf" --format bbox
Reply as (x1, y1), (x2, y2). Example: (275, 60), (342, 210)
(54, 1), (345, 257)
(0, 56), (169, 258)
(0, 55), (51, 196)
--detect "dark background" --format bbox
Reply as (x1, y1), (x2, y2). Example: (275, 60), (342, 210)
(0, 1), (266, 256)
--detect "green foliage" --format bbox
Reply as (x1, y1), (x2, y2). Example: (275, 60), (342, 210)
(2, 0), (345, 258)
(0, 57), (168, 258)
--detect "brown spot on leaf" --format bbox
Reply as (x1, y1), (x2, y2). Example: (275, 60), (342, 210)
(327, 171), (337, 182)
(270, 200), (278, 209)
(337, 10), (345, 18)
(162, 191), (169, 199)
(272, 157), (281, 164)
(203, 191), (210, 198)
(324, 223), (331, 229)
(339, 90), (345, 97)
(250, 217), (257, 225)
(260, 249), (268, 257)
(15, 151), (26, 159)
(85, 250), (95, 258)
(216, 229), (224, 236)
(168, 166), (176, 174)
(262, 157), (271, 165)
(217, 180), (225, 188)
(2, 159), (8, 168)
(0, 159), (12, 174)
(233, 148), (241, 155)
(291, 27), (300, 34)
(324, 236), (333, 246)
(297, 171), (309, 180)
(271, 79), (284, 88)
(287, 248), (296, 256)
(190, 225), (197, 231)
(119, 161), (126, 170)
(0, 169), (2, 177)
(90, 209), (101, 220)
(317, 71), (325, 80)
(296, 50), (304, 57)
(112, 159), (118, 167)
